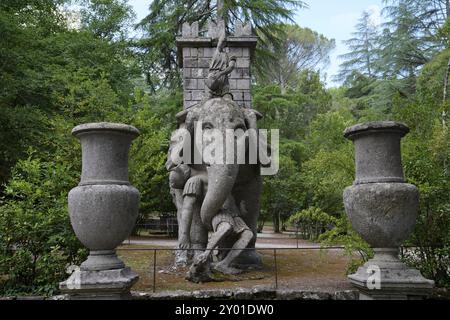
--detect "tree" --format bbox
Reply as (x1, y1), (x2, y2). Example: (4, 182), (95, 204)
(383, 0), (450, 46)
(337, 1), (450, 113)
(0, 0), (148, 294)
(302, 110), (355, 215)
(128, 89), (182, 216)
(337, 10), (380, 82)
(136, 0), (306, 90)
(80, 0), (136, 41)
(256, 24), (335, 92)
(376, 0), (449, 96)
(254, 70), (332, 140)
(255, 70), (333, 232)
(262, 154), (304, 233)
(0, 1), (67, 185)
(0, 0), (141, 187)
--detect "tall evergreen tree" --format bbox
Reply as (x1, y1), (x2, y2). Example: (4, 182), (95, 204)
(377, 0), (450, 95)
(336, 10), (380, 82)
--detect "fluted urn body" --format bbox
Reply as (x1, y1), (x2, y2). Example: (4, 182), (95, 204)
(68, 123), (140, 271)
(343, 121), (433, 300)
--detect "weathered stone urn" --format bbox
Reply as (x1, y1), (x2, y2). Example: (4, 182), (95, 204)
(60, 123), (140, 299)
(343, 121), (434, 300)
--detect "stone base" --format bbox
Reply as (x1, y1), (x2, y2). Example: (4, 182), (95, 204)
(59, 267), (139, 300)
(80, 250), (125, 271)
(348, 249), (434, 300)
(132, 287), (359, 300)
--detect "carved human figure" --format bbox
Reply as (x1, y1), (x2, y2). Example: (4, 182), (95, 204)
(176, 166), (208, 264)
(204, 33), (237, 99)
(167, 124), (208, 266)
(189, 195), (254, 278)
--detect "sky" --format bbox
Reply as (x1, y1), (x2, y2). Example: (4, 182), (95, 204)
(128, 0), (385, 86)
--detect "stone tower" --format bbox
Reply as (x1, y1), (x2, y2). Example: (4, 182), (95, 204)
(176, 21), (258, 109)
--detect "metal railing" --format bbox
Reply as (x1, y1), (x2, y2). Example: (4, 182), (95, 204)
(132, 224), (324, 245)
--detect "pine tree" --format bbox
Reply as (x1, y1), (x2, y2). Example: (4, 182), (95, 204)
(377, 0), (450, 95)
(256, 24), (335, 92)
(336, 11), (380, 82)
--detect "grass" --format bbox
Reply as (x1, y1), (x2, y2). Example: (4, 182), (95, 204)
(117, 245), (352, 293)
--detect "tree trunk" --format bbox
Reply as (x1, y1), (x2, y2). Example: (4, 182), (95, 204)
(257, 219), (265, 233)
(272, 212), (280, 233)
(443, 58), (450, 105)
(446, 0), (450, 22)
(280, 73), (287, 94)
(443, 58), (450, 132)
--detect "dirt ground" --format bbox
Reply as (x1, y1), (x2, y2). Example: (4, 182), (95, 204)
(117, 242), (353, 293)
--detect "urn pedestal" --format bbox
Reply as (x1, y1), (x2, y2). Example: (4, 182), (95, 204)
(343, 122), (434, 300)
(59, 123), (140, 300)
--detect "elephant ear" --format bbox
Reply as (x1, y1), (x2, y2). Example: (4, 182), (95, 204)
(243, 109), (263, 130)
(175, 110), (189, 126)
(243, 109), (272, 166)
(252, 109), (263, 121)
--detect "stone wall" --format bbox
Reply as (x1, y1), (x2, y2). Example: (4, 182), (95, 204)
(176, 21), (258, 109)
(131, 287), (359, 300)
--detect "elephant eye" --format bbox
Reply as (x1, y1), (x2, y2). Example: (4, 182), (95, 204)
(203, 122), (213, 130)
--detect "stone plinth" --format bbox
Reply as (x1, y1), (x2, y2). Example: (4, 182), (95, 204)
(176, 21), (257, 109)
(60, 268), (138, 300)
(348, 249), (434, 300)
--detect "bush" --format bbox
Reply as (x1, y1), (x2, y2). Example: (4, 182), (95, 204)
(0, 151), (86, 296)
(288, 207), (337, 241)
(319, 216), (373, 274)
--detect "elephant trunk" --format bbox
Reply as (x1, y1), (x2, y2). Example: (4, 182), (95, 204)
(201, 164), (239, 229)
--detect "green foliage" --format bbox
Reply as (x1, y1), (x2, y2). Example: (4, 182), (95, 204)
(319, 216), (373, 274)
(0, 1), (140, 186)
(254, 70), (332, 139)
(301, 110), (355, 215)
(288, 207), (337, 241)
(129, 103), (173, 215)
(338, 1), (449, 110)
(262, 154), (304, 232)
(80, 0), (136, 41)
(0, 151), (86, 296)
(392, 96), (450, 286)
(255, 70), (333, 232)
(0, 106), (50, 185)
(416, 49), (450, 105)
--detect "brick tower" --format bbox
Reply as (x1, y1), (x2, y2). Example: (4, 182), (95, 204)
(176, 21), (258, 109)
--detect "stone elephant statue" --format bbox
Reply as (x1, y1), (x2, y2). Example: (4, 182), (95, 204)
(170, 97), (266, 268)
